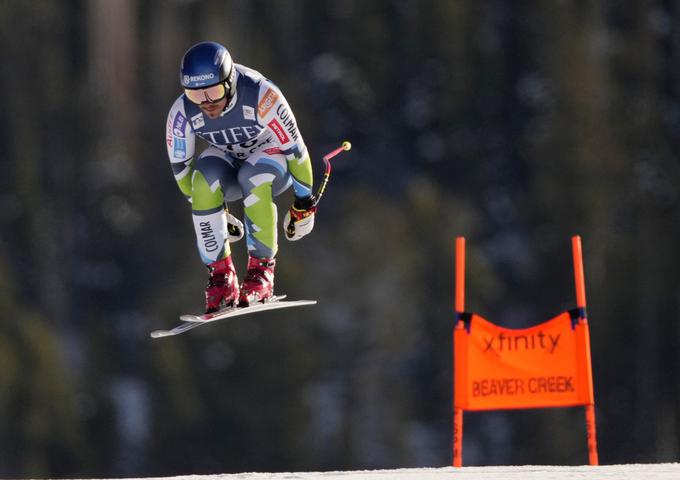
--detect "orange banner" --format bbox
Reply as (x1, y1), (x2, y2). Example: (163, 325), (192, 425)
(454, 311), (594, 411)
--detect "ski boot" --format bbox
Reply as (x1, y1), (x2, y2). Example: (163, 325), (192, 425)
(239, 256), (276, 306)
(205, 256), (239, 313)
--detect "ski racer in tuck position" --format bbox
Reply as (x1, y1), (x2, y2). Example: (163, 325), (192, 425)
(165, 41), (316, 312)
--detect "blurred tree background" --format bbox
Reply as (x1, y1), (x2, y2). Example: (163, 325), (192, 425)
(1, 0), (680, 476)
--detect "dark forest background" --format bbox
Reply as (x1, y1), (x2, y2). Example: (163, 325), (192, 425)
(1, 0), (680, 477)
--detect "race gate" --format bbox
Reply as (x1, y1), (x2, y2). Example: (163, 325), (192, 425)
(452, 236), (598, 466)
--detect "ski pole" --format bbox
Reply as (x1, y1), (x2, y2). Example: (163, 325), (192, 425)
(313, 140), (352, 207)
(285, 141), (351, 240)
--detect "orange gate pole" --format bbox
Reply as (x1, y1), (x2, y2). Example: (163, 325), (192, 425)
(453, 236), (465, 467)
(456, 237), (465, 314)
(571, 235), (599, 466)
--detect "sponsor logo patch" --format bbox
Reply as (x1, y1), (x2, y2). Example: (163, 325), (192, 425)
(267, 119), (289, 144)
(166, 117), (173, 147)
(184, 73), (215, 84)
(200, 125), (264, 145)
(191, 113), (205, 129)
(483, 331), (561, 354)
(173, 112), (187, 138)
(276, 104), (299, 141)
(173, 138), (186, 159)
(243, 105), (255, 120)
(263, 147), (283, 155)
(258, 88), (279, 117)
(199, 220), (219, 253)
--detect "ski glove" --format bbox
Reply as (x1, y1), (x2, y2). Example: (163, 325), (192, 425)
(284, 196), (316, 241)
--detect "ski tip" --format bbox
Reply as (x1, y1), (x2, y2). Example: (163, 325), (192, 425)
(150, 330), (165, 338)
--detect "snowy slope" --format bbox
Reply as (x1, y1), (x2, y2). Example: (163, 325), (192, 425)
(108, 463), (679, 480)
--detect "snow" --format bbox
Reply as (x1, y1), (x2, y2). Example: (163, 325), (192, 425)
(96, 463), (680, 480)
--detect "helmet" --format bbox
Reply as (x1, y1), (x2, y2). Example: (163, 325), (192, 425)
(180, 41), (236, 98)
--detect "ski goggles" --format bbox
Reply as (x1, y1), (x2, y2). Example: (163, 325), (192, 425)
(184, 81), (228, 105)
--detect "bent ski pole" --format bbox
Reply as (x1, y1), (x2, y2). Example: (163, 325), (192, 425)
(313, 140), (352, 207)
(284, 141), (351, 240)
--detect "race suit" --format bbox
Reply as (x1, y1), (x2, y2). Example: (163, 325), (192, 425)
(165, 64), (313, 264)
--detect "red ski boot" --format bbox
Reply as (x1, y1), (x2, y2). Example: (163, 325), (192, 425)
(205, 256), (239, 313)
(239, 256), (276, 306)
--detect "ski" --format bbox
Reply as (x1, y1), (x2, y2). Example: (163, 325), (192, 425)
(150, 295), (317, 338)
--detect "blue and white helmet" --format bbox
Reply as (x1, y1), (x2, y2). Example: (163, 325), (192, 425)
(180, 41), (236, 97)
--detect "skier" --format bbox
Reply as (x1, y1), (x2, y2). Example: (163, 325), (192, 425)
(165, 41), (316, 312)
